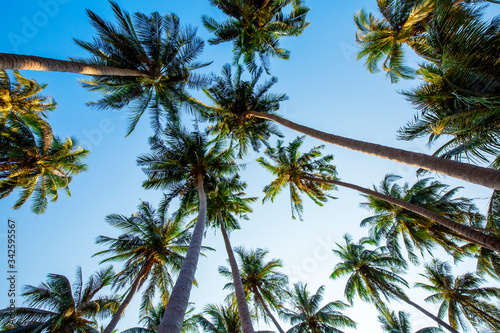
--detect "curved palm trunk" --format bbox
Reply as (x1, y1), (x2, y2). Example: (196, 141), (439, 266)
(102, 270), (148, 333)
(0, 53), (149, 77)
(303, 176), (500, 253)
(247, 111), (500, 190)
(158, 174), (207, 333)
(219, 211), (255, 333)
(253, 288), (285, 333)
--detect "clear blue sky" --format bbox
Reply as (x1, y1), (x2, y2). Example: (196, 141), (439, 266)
(0, 1), (497, 332)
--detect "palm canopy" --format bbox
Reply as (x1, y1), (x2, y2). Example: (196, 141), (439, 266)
(377, 309), (443, 333)
(202, 0), (310, 73)
(0, 118), (89, 214)
(95, 201), (192, 314)
(0, 266), (119, 333)
(195, 303), (244, 333)
(354, 0), (434, 82)
(219, 247), (288, 322)
(397, 1), (500, 168)
(415, 259), (500, 332)
(279, 283), (357, 333)
(75, 1), (210, 136)
(201, 64), (284, 158)
(257, 136), (337, 220)
(331, 235), (409, 305)
(360, 174), (484, 264)
(0, 70), (55, 124)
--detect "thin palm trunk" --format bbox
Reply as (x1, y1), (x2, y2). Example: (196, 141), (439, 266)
(303, 175), (500, 253)
(158, 173), (207, 333)
(102, 269), (148, 333)
(219, 211), (255, 333)
(247, 111), (500, 190)
(0, 53), (149, 77)
(253, 288), (285, 333)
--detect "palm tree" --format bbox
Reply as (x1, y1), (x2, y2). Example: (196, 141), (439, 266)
(122, 303), (199, 333)
(202, 0), (310, 73)
(0, 118), (89, 214)
(279, 283), (357, 333)
(0, 266), (119, 333)
(378, 308), (443, 333)
(138, 124), (238, 333)
(360, 174), (487, 263)
(331, 235), (458, 333)
(258, 136), (500, 253)
(200, 64), (500, 190)
(195, 303), (244, 333)
(219, 247), (288, 333)
(75, 1), (210, 135)
(354, 0), (434, 82)
(256, 136), (337, 220)
(0, 70), (55, 122)
(415, 259), (500, 332)
(95, 201), (192, 333)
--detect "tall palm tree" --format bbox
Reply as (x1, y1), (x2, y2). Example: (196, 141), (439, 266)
(75, 1), (210, 136)
(200, 64), (500, 190)
(415, 259), (500, 332)
(331, 235), (458, 333)
(219, 247), (288, 333)
(202, 0), (310, 73)
(138, 124), (238, 333)
(122, 303), (199, 333)
(0, 266), (119, 333)
(378, 308), (442, 333)
(95, 201), (192, 333)
(0, 118), (89, 214)
(354, 0), (434, 82)
(258, 136), (500, 253)
(360, 174), (486, 263)
(279, 283), (357, 333)
(0, 70), (55, 122)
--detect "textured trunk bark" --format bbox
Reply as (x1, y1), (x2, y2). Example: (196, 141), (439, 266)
(303, 176), (500, 253)
(158, 174), (207, 333)
(253, 288), (285, 333)
(247, 111), (500, 190)
(219, 211), (255, 333)
(393, 292), (459, 333)
(102, 270), (147, 333)
(0, 53), (149, 77)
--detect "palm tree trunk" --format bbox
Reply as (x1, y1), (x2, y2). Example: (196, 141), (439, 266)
(392, 292), (459, 333)
(219, 211), (255, 333)
(247, 111), (500, 190)
(303, 176), (500, 253)
(158, 173), (207, 333)
(102, 270), (147, 333)
(253, 288), (286, 333)
(0, 53), (149, 77)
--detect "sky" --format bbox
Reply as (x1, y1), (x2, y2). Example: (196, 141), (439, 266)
(1, 1), (499, 332)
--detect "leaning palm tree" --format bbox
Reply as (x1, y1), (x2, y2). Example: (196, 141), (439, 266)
(331, 235), (458, 333)
(415, 259), (500, 332)
(0, 266), (119, 333)
(219, 247), (288, 333)
(258, 136), (500, 253)
(279, 283), (357, 333)
(122, 302), (199, 333)
(200, 64), (500, 190)
(0, 70), (55, 123)
(138, 124), (238, 333)
(360, 174), (487, 263)
(0, 118), (88, 214)
(203, 0), (310, 73)
(95, 201), (192, 333)
(378, 308), (443, 333)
